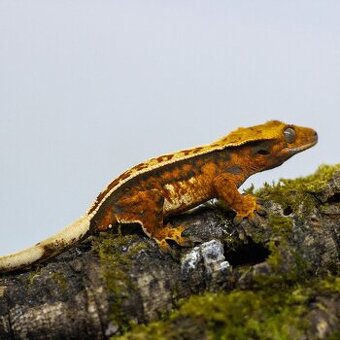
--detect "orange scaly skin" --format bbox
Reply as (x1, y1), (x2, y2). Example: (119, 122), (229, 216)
(0, 120), (318, 272)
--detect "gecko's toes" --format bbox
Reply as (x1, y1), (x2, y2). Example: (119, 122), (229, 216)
(157, 239), (177, 258)
(175, 237), (193, 247)
(167, 233), (194, 248)
(233, 209), (266, 227)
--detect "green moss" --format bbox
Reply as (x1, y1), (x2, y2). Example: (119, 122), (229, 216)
(118, 276), (339, 340)
(266, 239), (284, 270)
(118, 290), (303, 339)
(268, 215), (293, 236)
(314, 276), (340, 294)
(51, 272), (68, 293)
(27, 269), (41, 285)
(92, 233), (149, 330)
(254, 164), (340, 217)
(328, 332), (340, 340)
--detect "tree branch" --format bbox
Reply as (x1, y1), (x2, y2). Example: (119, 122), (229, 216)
(1, 165), (339, 339)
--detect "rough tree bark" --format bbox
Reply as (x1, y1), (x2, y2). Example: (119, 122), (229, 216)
(0, 165), (339, 339)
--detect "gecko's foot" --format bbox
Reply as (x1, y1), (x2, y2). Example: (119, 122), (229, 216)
(156, 239), (177, 258)
(233, 211), (266, 226)
(233, 196), (267, 226)
(154, 224), (194, 257)
(163, 224), (193, 247)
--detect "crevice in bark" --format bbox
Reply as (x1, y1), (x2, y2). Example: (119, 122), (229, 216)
(283, 206), (293, 216)
(327, 193), (340, 203)
(224, 239), (270, 266)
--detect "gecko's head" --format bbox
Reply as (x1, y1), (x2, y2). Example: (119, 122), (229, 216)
(213, 120), (317, 172)
(247, 121), (318, 170)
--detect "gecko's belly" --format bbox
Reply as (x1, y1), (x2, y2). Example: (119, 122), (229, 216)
(162, 178), (210, 214)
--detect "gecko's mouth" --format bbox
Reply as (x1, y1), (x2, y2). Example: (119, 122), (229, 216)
(287, 132), (318, 155)
(289, 141), (317, 154)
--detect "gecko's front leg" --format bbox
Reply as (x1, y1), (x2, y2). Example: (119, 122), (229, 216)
(212, 173), (265, 224)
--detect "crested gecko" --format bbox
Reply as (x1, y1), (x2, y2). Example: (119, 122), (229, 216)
(0, 120), (318, 273)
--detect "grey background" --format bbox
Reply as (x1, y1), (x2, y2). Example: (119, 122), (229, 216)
(0, 1), (339, 255)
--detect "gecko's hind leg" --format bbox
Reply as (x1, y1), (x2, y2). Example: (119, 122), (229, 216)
(115, 189), (193, 254)
(151, 223), (194, 257)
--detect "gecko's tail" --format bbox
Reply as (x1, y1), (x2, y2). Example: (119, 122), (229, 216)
(0, 215), (92, 273)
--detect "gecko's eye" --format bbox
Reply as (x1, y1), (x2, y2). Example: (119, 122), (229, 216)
(283, 127), (296, 144)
